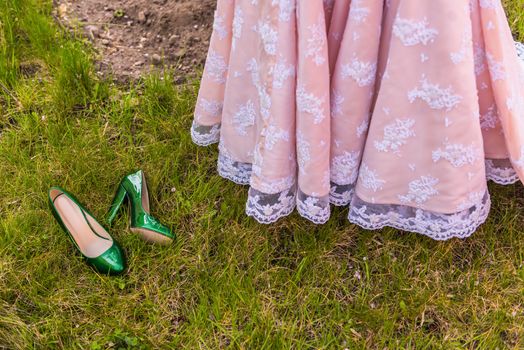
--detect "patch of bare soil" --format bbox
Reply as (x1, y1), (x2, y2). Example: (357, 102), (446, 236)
(56, 0), (216, 83)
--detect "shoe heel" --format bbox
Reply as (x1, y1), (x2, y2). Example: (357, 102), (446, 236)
(107, 183), (127, 225)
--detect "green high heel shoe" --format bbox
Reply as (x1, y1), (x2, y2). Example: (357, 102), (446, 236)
(107, 170), (174, 245)
(48, 187), (126, 275)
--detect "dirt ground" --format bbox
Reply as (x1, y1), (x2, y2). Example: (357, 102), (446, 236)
(56, 0), (216, 82)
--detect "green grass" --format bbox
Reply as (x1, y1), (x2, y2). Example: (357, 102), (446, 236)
(1, 0), (524, 348)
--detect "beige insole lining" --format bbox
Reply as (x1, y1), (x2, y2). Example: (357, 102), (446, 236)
(51, 190), (113, 258)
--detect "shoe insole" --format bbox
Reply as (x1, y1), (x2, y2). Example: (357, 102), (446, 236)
(53, 191), (113, 258)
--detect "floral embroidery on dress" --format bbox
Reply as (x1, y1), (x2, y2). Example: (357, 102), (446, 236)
(272, 59), (296, 89)
(262, 125), (290, 150)
(256, 20), (278, 55)
(408, 77), (463, 111)
(486, 52), (506, 81)
(341, 56), (378, 87)
(213, 12), (228, 40)
(359, 164), (386, 192)
(272, 0), (295, 22)
(205, 49), (228, 84)
(306, 16), (327, 66)
(232, 6), (244, 50)
(398, 176), (439, 205)
(374, 118), (416, 154)
(297, 84), (327, 124)
(233, 100), (256, 136)
(474, 44), (487, 75)
(432, 142), (481, 167)
(297, 131), (311, 173)
(450, 27), (473, 64)
(349, 0), (371, 24)
(480, 104), (498, 130)
(198, 98), (223, 118)
(192, 0), (524, 239)
(393, 16), (439, 46)
(247, 59), (271, 120)
(331, 151), (361, 185)
(356, 119), (369, 138)
(330, 89), (344, 117)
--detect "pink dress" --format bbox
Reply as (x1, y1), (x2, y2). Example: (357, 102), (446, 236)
(191, 0), (524, 240)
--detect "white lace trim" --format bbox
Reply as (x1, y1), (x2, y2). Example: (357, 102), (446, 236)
(217, 145), (252, 185)
(246, 187), (296, 224)
(296, 191), (330, 224)
(197, 148), (507, 239)
(191, 121), (221, 146)
(214, 146), (331, 224)
(485, 159), (520, 185)
(348, 191), (491, 241)
(330, 183), (355, 206)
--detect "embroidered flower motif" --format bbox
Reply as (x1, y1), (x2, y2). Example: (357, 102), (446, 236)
(398, 176), (439, 205)
(271, 59), (296, 89)
(232, 6), (244, 50)
(359, 164), (386, 192)
(486, 52), (506, 81)
(331, 89), (344, 118)
(256, 20), (278, 55)
(247, 59), (271, 120)
(213, 12), (228, 40)
(474, 44), (487, 76)
(233, 100), (256, 136)
(262, 125), (289, 150)
(349, 0), (371, 24)
(331, 151), (361, 185)
(408, 77), (463, 111)
(450, 28), (472, 64)
(297, 131), (311, 173)
(341, 56), (378, 87)
(393, 16), (439, 46)
(480, 104), (498, 130)
(305, 16), (327, 66)
(197, 98), (223, 118)
(432, 142), (481, 168)
(374, 118), (416, 154)
(205, 49), (228, 84)
(356, 119), (369, 138)
(297, 84), (326, 124)
(272, 0), (295, 22)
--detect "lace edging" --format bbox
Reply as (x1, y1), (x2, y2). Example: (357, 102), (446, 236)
(246, 188), (297, 224)
(191, 121), (221, 146)
(296, 193), (331, 224)
(348, 192), (491, 241)
(485, 160), (520, 185)
(329, 183), (355, 207)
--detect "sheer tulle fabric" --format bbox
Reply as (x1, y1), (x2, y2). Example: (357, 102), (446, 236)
(191, 0), (524, 240)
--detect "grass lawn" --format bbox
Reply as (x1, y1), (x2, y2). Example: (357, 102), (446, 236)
(1, 0), (524, 348)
